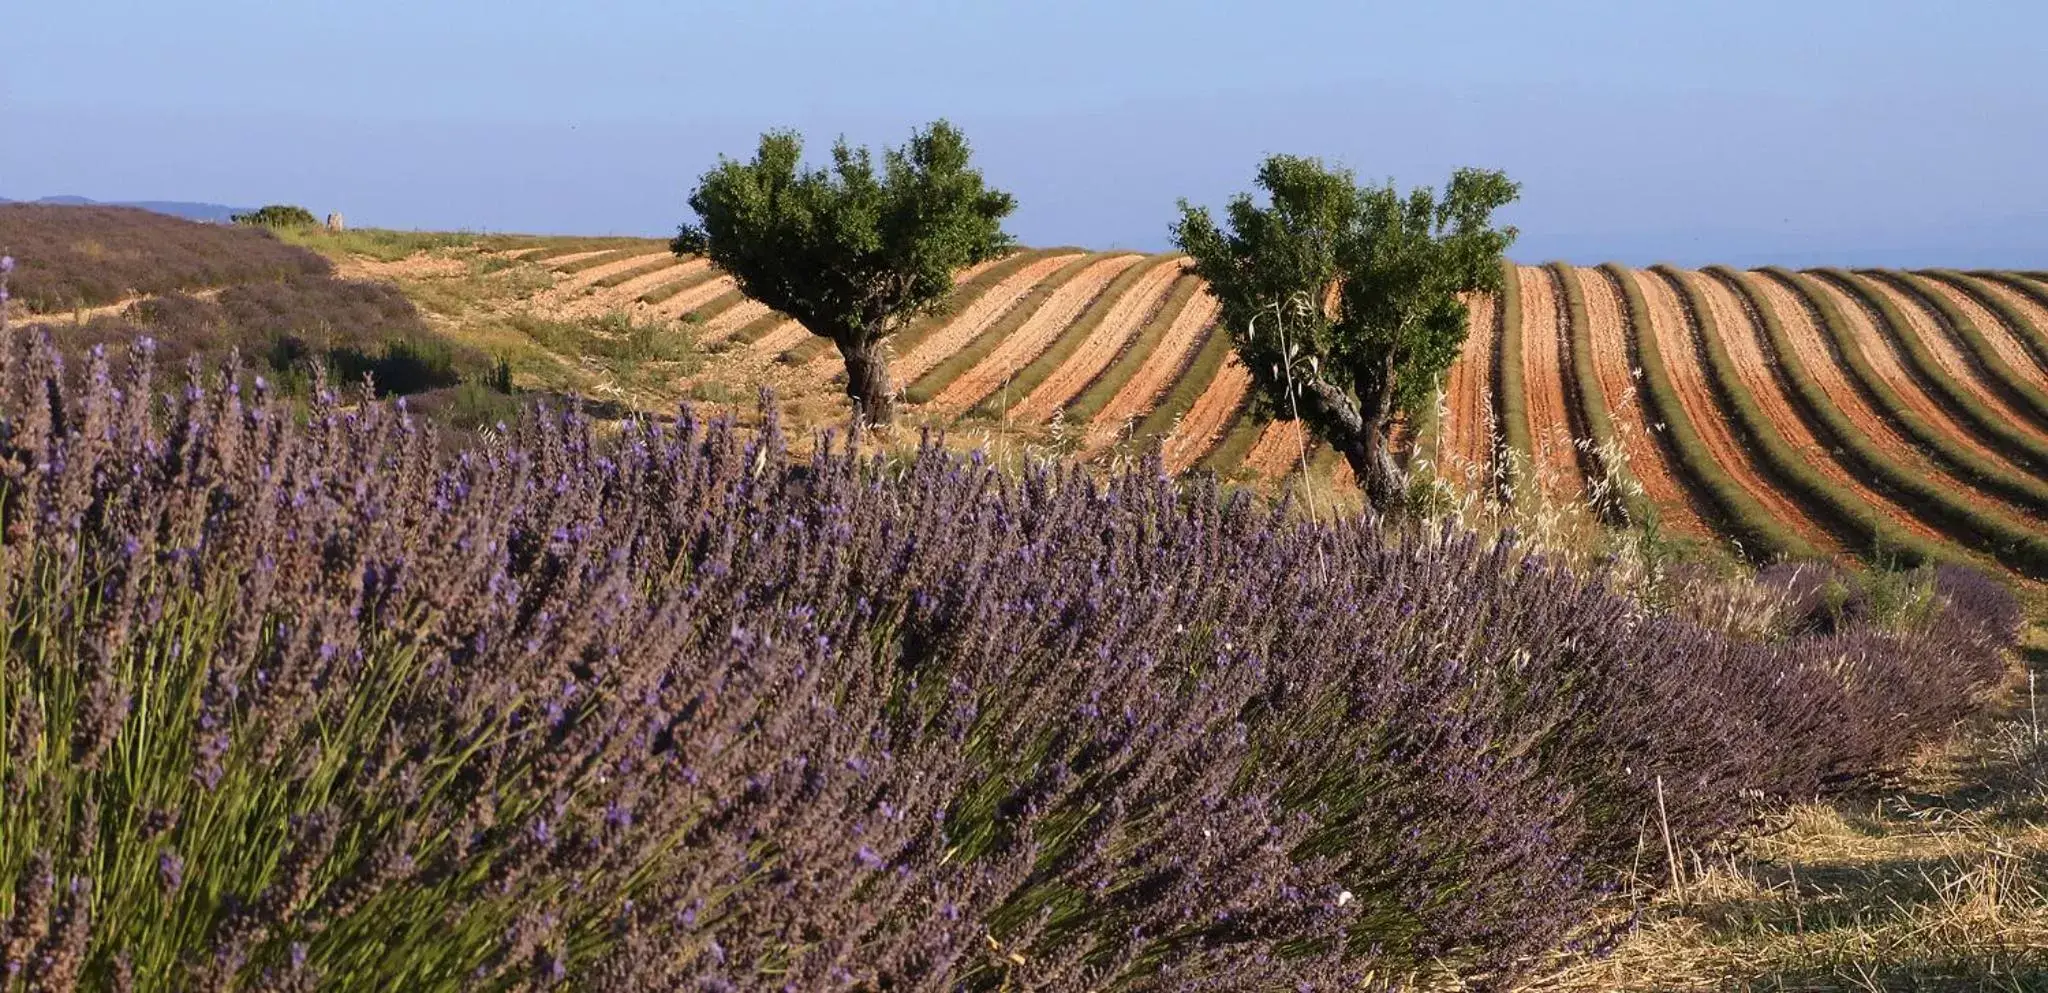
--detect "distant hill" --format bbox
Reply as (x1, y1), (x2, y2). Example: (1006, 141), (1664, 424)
(6, 195), (254, 224)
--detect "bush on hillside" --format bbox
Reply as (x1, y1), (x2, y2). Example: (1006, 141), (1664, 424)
(0, 204), (331, 312)
(0, 334), (2018, 990)
(230, 204), (319, 228)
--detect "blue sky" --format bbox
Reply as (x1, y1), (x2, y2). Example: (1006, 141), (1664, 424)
(6, 0), (2045, 266)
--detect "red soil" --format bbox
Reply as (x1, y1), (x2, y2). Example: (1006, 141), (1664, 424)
(1516, 266), (1584, 502)
(1244, 420), (1312, 479)
(1743, 271), (2039, 525)
(1918, 276), (2048, 392)
(893, 254), (1087, 385)
(1159, 355), (1252, 472)
(1689, 271), (1945, 544)
(1082, 288), (1222, 451)
(1011, 259), (1185, 422)
(1854, 274), (2048, 448)
(1789, 273), (2039, 482)
(1434, 290), (1497, 490)
(1634, 270), (1843, 555)
(1571, 267), (1710, 539)
(931, 254), (1144, 415)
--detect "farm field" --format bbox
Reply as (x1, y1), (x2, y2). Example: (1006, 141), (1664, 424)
(173, 230), (2047, 586)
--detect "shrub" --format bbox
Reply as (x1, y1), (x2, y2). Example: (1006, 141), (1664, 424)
(0, 334), (2018, 990)
(230, 204), (319, 228)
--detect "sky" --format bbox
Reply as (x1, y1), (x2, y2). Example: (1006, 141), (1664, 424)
(6, 0), (2046, 267)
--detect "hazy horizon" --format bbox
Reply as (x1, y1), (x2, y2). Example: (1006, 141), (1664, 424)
(8, 1), (2046, 268)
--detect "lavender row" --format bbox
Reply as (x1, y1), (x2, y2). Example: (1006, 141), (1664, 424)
(0, 332), (2018, 991)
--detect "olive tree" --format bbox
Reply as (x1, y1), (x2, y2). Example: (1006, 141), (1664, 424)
(674, 120), (1016, 426)
(1172, 156), (1519, 512)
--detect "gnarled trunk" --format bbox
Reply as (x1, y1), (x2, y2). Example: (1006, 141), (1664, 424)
(836, 337), (896, 427)
(1303, 357), (1408, 515)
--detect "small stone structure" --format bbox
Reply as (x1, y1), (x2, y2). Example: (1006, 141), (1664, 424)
(326, 212), (345, 232)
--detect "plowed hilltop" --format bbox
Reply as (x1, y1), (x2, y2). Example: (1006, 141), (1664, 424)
(20, 227), (2048, 585)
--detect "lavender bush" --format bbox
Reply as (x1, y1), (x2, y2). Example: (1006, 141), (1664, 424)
(0, 320), (2019, 991)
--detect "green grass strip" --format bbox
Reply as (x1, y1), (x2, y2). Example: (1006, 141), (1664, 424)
(1720, 268), (2048, 577)
(969, 254), (1183, 417)
(638, 266), (724, 305)
(728, 310), (791, 347)
(778, 335), (836, 366)
(553, 249), (646, 276)
(1605, 264), (1817, 563)
(887, 248), (1082, 360)
(1951, 271), (2048, 375)
(1202, 404), (1266, 476)
(1063, 275), (1204, 425)
(1767, 269), (2048, 520)
(1133, 320), (1231, 442)
(1874, 271), (2048, 431)
(1816, 269), (2048, 476)
(679, 288), (745, 324)
(904, 254), (1105, 404)
(1550, 262), (1653, 526)
(593, 255), (687, 289)
(1493, 261), (1533, 506)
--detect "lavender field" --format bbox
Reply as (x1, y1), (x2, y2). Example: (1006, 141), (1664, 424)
(0, 308), (2022, 989)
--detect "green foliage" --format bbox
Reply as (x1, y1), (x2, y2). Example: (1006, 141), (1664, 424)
(676, 120), (1017, 422)
(1604, 263), (1818, 563)
(230, 204), (319, 228)
(1171, 156), (1518, 506)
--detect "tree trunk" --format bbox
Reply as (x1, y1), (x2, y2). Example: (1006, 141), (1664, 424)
(837, 337), (896, 427)
(1307, 355), (1407, 515)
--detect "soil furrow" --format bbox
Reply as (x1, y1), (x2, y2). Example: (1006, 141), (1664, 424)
(1788, 273), (2036, 480)
(1517, 265), (1584, 502)
(1012, 259), (1184, 421)
(1954, 273), (2048, 375)
(1245, 419), (1312, 479)
(1436, 290), (1498, 490)
(649, 275), (740, 322)
(1690, 270), (1946, 544)
(1573, 267), (1711, 540)
(1159, 355), (1252, 472)
(931, 254), (1144, 415)
(699, 298), (769, 343)
(1082, 289), (1222, 450)
(1855, 274), (2048, 448)
(1920, 275), (2048, 391)
(1634, 269), (1843, 555)
(892, 254), (1086, 385)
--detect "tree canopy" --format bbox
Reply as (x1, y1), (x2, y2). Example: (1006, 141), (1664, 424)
(1173, 156), (1519, 510)
(674, 120), (1016, 425)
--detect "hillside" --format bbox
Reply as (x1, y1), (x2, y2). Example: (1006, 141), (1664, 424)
(16, 225), (2047, 585)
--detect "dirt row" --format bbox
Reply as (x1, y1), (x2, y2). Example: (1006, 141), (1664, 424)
(1855, 274), (2048, 449)
(1434, 291), (1498, 489)
(1963, 274), (2048, 378)
(1637, 270), (1845, 555)
(893, 254), (1086, 385)
(1743, 271), (2041, 530)
(1917, 275), (2048, 393)
(1081, 289), (1222, 452)
(1245, 419), (1311, 478)
(930, 254), (1144, 415)
(1159, 355), (1252, 472)
(1011, 259), (1185, 422)
(1570, 267), (1712, 540)
(1516, 265), (1584, 502)
(1691, 270), (1947, 543)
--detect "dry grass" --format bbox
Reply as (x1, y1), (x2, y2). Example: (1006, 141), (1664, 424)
(1517, 629), (2048, 993)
